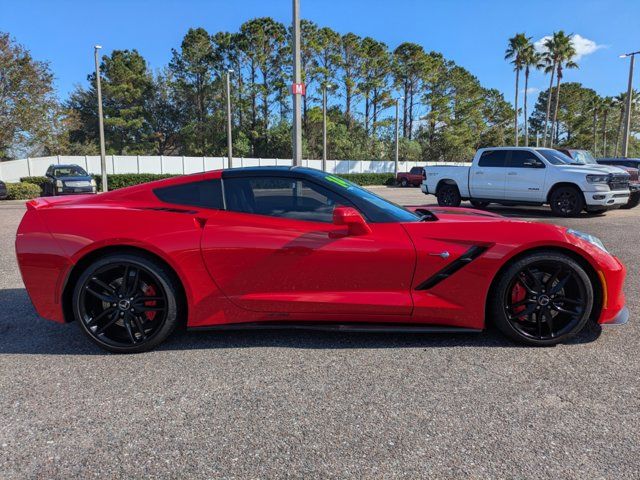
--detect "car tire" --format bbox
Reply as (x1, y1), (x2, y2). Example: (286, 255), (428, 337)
(400, 178), (409, 187)
(72, 253), (181, 353)
(549, 186), (585, 217)
(470, 200), (490, 208)
(620, 192), (640, 210)
(490, 251), (594, 346)
(436, 184), (462, 207)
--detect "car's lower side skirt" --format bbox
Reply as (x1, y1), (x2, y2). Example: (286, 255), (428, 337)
(189, 322), (482, 334)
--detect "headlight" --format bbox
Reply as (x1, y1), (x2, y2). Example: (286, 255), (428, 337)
(90, 179), (96, 187)
(56, 180), (63, 188)
(567, 228), (608, 253)
(586, 174), (609, 184)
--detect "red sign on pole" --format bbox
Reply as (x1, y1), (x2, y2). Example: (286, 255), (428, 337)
(292, 83), (306, 95)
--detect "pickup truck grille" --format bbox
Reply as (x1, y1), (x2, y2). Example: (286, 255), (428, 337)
(608, 174), (630, 191)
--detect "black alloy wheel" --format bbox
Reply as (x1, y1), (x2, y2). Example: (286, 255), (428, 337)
(436, 184), (462, 207)
(550, 186), (585, 217)
(73, 253), (180, 353)
(400, 178), (409, 187)
(491, 252), (594, 346)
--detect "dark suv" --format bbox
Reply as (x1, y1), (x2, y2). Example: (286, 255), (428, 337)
(44, 164), (96, 196)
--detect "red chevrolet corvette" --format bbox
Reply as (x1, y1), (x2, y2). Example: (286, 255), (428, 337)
(16, 167), (627, 352)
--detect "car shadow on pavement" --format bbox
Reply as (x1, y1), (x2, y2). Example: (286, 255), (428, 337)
(0, 288), (602, 355)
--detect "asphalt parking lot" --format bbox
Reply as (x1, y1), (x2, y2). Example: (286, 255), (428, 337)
(1, 188), (639, 479)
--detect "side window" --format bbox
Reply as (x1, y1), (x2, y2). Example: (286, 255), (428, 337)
(478, 150), (507, 167)
(509, 150), (544, 168)
(410, 167), (421, 174)
(224, 176), (354, 223)
(154, 179), (224, 209)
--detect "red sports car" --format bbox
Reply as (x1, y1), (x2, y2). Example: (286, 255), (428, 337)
(16, 167), (628, 353)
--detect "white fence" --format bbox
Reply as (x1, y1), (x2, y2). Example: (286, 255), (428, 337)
(0, 156), (437, 183)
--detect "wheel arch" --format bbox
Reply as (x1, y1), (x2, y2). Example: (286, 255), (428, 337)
(435, 178), (459, 194)
(61, 245), (188, 324)
(546, 182), (585, 203)
(484, 246), (603, 327)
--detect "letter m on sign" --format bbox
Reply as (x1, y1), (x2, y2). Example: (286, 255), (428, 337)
(292, 83), (306, 95)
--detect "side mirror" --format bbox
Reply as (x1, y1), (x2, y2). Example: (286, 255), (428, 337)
(332, 206), (371, 236)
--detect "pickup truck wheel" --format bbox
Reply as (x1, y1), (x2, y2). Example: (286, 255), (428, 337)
(470, 200), (489, 208)
(620, 192), (640, 209)
(549, 186), (585, 217)
(436, 184), (462, 207)
(490, 252), (593, 346)
(400, 178), (409, 187)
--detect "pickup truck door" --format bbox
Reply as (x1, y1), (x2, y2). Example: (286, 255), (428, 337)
(504, 150), (547, 201)
(469, 150), (507, 200)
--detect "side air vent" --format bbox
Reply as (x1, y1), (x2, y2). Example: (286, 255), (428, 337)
(415, 245), (487, 290)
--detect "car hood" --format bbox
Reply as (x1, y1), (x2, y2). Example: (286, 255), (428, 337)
(557, 164), (629, 176)
(56, 176), (93, 182)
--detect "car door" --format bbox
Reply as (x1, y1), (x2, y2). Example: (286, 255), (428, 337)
(469, 150), (507, 200)
(504, 150), (548, 201)
(200, 174), (416, 316)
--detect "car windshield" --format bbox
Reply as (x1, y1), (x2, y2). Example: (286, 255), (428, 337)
(321, 173), (421, 222)
(569, 150), (598, 165)
(53, 166), (88, 177)
(537, 149), (575, 165)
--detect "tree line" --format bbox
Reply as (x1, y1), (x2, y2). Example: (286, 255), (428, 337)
(1, 22), (638, 162)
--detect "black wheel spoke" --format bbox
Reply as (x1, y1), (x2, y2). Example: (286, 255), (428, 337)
(549, 273), (571, 295)
(136, 305), (165, 312)
(133, 296), (164, 305)
(123, 315), (137, 344)
(85, 286), (114, 303)
(132, 315), (147, 339)
(545, 267), (562, 289)
(87, 307), (115, 327)
(95, 310), (120, 335)
(551, 303), (578, 315)
(536, 310), (543, 338)
(125, 268), (140, 297)
(89, 277), (116, 295)
(544, 308), (555, 338)
(554, 296), (582, 306)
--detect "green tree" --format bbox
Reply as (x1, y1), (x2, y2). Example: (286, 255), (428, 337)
(339, 32), (363, 130)
(0, 32), (58, 159)
(521, 41), (542, 146)
(393, 42), (427, 139)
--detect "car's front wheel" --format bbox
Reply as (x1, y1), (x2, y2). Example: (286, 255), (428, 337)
(549, 186), (585, 217)
(490, 252), (594, 346)
(621, 192), (640, 209)
(72, 253), (181, 353)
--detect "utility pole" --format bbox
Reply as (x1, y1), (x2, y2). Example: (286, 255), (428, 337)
(225, 70), (234, 168)
(620, 51), (639, 158)
(94, 45), (107, 192)
(291, 0), (302, 166)
(322, 84), (327, 171)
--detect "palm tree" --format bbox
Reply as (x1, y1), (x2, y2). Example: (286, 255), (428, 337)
(613, 90), (639, 156)
(549, 32), (577, 147)
(505, 33), (529, 146)
(601, 97), (615, 157)
(521, 42), (541, 146)
(587, 96), (602, 155)
(541, 36), (558, 146)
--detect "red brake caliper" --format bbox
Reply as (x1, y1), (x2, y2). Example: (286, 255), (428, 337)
(511, 281), (527, 319)
(142, 284), (157, 321)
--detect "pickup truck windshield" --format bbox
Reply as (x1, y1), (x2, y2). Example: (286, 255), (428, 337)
(569, 150), (598, 165)
(537, 149), (575, 165)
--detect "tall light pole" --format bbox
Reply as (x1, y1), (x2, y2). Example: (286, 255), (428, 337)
(225, 69), (234, 168)
(94, 45), (107, 192)
(291, 0), (302, 166)
(620, 51), (639, 158)
(394, 97), (402, 175)
(322, 83), (334, 171)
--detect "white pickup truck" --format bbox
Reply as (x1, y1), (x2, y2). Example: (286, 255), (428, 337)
(421, 147), (631, 216)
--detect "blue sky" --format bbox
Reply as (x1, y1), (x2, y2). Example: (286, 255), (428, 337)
(2, 0), (639, 107)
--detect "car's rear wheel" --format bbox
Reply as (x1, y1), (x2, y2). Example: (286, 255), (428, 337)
(436, 184), (462, 207)
(400, 178), (409, 187)
(549, 186), (585, 217)
(72, 253), (180, 353)
(470, 200), (490, 208)
(490, 252), (594, 346)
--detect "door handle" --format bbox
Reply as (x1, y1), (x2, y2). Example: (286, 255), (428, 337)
(429, 251), (450, 259)
(507, 172), (517, 176)
(475, 171), (484, 175)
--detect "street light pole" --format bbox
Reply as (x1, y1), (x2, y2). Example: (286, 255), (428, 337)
(94, 45), (107, 192)
(620, 51), (639, 158)
(291, 0), (302, 166)
(322, 84), (327, 171)
(394, 98), (401, 175)
(225, 70), (234, 168)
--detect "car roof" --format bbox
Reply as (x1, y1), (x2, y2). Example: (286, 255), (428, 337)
(49, 164), (85, 168)
(221, 166), (326, 178)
